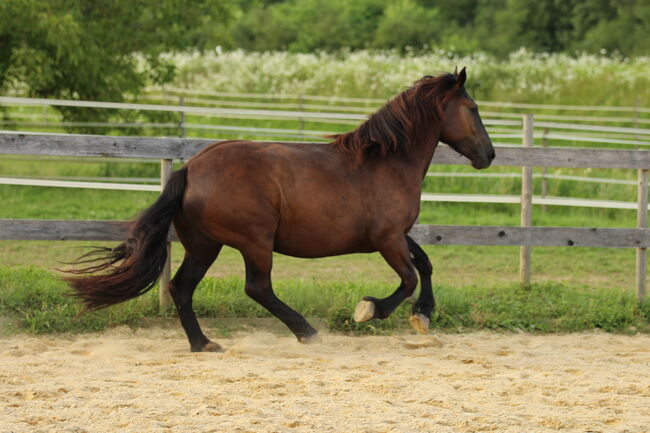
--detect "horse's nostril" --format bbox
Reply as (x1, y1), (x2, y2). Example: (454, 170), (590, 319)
(489, 150), (496, 160)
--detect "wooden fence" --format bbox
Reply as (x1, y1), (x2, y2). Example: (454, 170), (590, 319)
(0, 121), (649, 303)
(2, 95), (649, 214)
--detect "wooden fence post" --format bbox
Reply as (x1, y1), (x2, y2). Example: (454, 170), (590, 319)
(179, 96), (186, 138)
(637, 168), (648, 301)
(159, 158), (173, 309)
(298, 94), (305, 140)
(520, 114), (534, 288)
(541, 127), (549, 213)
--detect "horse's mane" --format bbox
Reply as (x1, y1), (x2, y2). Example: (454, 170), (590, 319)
(330, 73), (460, 163)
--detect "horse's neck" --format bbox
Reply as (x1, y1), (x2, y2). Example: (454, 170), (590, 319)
(386, 130), (440, 186)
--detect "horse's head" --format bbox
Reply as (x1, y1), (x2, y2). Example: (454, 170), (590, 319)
(439, 68), (494, 169)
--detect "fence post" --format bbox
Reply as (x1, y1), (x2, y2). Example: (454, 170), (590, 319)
(634, 97), (640, 150)
(298, 94), (305, 140)
(159, 158), (174, 310)
(637, 168), (648, 301)
(179, 96), (186, 138)
(541, 127), (549, 213)
(520, 114), (534, 288)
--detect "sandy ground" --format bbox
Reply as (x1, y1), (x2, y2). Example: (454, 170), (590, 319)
(1, 327), (649, 433)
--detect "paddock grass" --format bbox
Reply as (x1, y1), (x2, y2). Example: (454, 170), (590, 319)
(0, 239), (648, 335)
(1, 264), (648, 335)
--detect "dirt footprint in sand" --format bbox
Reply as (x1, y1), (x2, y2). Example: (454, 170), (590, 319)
(402, 337), (444, 350)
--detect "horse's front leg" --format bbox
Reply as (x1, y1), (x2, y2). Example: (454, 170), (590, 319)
(406, 235), (435, 334)
(354, 235), (418, 322)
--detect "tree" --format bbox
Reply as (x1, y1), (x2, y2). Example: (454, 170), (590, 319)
(232, 0), (385, 52)
(0, 0), (234, 129)
(373, 0), (441, 50)
(576, 0), (650, 56)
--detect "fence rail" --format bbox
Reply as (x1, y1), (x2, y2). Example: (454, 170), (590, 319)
(2, 133), (650, 167)
(1, 219), (648, 248)
(2, 96), (650, 145)
(154, 87), (650, 113)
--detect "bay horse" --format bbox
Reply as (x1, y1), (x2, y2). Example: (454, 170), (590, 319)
(65, 68), (494, 352)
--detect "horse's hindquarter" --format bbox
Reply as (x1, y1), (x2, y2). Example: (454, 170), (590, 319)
(181, 141), (284, 250)
(181, 141), (419, 257)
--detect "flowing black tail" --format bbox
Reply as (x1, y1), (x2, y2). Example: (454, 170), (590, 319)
(64, 168), (188, 312)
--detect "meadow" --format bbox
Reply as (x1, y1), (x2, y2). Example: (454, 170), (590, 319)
(169, 49), (650, 106)
(1, 50), (649, 335)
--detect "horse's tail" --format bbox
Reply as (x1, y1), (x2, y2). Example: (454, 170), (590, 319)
(64, 167), (188, 312)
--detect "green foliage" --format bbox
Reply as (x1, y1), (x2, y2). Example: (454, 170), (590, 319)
(227, 0), (649, 57)
(231, 0), (385, 52)
(0, 0), (234, 129)
(576, 0), (650, 56)
(373, 0), (440, 50)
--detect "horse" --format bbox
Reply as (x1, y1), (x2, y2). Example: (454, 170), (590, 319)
(64, 68), (494, 352)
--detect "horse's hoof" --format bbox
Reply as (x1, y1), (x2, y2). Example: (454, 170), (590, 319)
(197, 341), (224, 353)
(298, 333), (321, 345)
(409, 313), (430, 335)
(354, 299), (376, 322)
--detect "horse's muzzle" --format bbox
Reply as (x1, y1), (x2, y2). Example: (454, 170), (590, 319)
(470, 146), (495, 169)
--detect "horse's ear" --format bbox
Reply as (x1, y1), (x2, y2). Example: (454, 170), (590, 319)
(456, 67), (466, 88)
(453, 65), (458, 75)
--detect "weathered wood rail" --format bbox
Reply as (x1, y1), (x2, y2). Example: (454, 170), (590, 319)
(0, 126), (648, 301)
(2, 132), (650, 168)
(2, 219), (648, 248)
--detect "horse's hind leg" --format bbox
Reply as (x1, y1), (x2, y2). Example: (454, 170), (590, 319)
(354, 235), (418, 322)
(406, 235), (434, 334)
(170, 246), (222, 352)
(242, 246), (319, 343)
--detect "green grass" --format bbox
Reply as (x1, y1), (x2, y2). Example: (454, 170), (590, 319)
(1, 266), (648, 335)
(0, 267), (156, 333)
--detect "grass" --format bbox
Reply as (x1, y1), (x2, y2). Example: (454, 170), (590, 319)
(1, 265), (648, 335)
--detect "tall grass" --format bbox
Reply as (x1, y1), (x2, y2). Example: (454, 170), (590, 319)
(171, 49), (650, 106)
